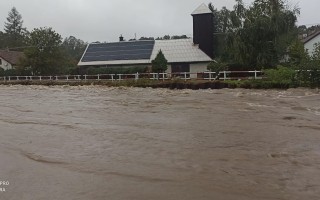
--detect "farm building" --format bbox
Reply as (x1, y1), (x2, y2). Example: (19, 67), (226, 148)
(78, 4), (214, 78)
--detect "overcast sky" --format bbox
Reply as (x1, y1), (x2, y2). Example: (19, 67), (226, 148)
(0, 0), (317, 43)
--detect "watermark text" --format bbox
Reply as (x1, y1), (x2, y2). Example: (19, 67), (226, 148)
(0, 181), (9, 192)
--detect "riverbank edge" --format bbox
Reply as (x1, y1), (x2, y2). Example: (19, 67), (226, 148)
(0, 79), (306, 90)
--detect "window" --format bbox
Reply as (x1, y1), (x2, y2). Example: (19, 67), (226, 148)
(172, 63), (190, 73)
(171, 63), (190, 78)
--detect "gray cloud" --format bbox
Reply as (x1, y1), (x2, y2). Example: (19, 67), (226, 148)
(0, 0), (314, 43)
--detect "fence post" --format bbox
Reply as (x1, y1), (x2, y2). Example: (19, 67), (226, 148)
(135, 72), (139, 81)
(254, 71), (257, 80)
(39, 76), (42, 81)
(119, 74), (122, 81)
(84, 75), (87, 80)
(224, 71), (227, 81)
(97, 74), (100, 80)
(111, 75), (114, 81)
(55, 76), (58, 80)
(66, 75), (69, 81)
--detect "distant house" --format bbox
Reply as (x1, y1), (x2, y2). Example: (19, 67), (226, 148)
(302, 31), (320, 55)
(78, 3), (214, 78)
(0, 50), (24, 70)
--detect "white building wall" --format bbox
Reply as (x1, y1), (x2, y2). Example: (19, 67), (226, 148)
(190, 62), (209, 78)
(0, 58), (13, 70)
(165, 62), (209, 79)
(304, 35), (320, 56)
(165, 65), (172, 74)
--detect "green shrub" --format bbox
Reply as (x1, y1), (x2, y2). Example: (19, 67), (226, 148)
(1, 69), (32, 76)
(264, 66), (296, 82)
(207, 61), (227, 72)
(0, 68), (4, 76)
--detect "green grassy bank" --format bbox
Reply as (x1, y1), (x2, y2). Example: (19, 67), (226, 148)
(0, 79), (314, 89)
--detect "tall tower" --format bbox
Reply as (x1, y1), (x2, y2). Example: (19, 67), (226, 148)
(192, 4), (214, 59)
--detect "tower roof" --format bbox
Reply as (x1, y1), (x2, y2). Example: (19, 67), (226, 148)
(191, 3), (212, 15)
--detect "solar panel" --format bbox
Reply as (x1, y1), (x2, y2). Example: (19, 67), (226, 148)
(81, 40), (155, 62)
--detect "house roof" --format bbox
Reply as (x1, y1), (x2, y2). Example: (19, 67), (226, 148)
(78, 39), (212, 66)
(151, 39), (212, 63)
(302, 30), (320, 44)
(191, 3), (212, 15)
(81, 40), (155, 62)
(0, 50), (24, 65)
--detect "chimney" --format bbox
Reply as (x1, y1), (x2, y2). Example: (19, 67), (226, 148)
(191, 4), (214, 59)
(119, 35), (124, 42)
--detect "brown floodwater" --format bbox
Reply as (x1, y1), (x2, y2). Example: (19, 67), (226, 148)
(0, 85), (319, 200)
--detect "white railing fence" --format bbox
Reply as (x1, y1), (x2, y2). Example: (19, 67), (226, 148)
(0, 71), (264, 82)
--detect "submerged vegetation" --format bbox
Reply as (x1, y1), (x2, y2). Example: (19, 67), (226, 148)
(0, 78), (316, 90)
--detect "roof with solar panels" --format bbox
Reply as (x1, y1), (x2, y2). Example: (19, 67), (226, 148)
(78, 3), (213, 66)
(78, 38), (212, 66)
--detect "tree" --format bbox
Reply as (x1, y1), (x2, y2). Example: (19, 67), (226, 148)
(62, 36), (86, 61)
(298, 25), (307, 36)
(0, 31), (8, 49)
(152, 50), (168, 73)
(4, 7), (27, 48)
(287, 40), (309, 68)
(139, 37), (155, 41)
(155, 35), (189, 40)
(61, 36), (87, 74)
(20, 27), (65, 75)
(171, 35), (189, 39)
(211, 0), (300, 68)
(207, 60), (228, 80)
(309, 43), (320, 86)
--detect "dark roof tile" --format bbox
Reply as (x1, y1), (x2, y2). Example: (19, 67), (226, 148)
(0, 50), (25, 65)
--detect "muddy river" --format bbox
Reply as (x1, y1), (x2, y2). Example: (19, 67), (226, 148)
(0, 85), (319, 200)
